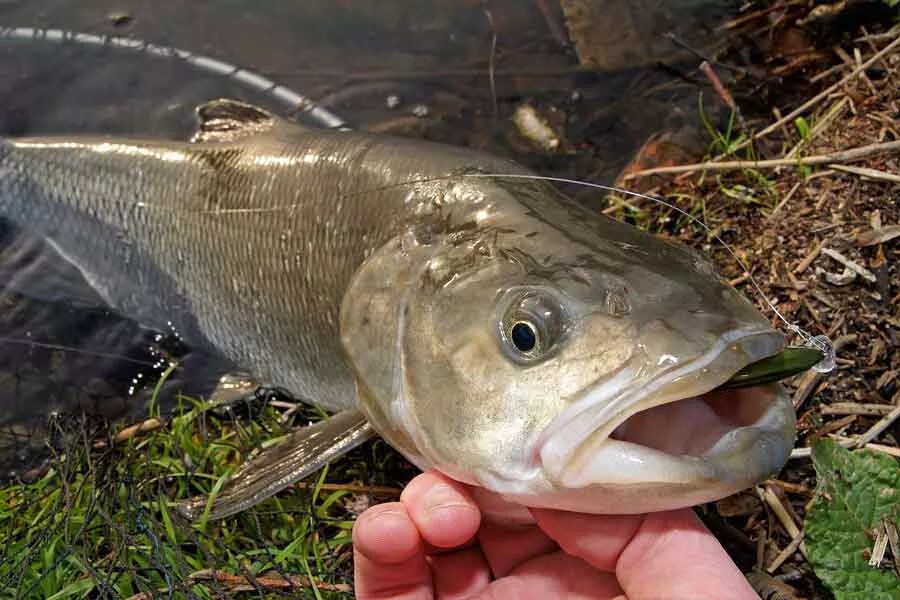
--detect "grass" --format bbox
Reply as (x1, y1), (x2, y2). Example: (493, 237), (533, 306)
(0, 392), (411, 599)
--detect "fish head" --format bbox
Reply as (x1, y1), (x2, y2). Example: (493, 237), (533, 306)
(341, 176), (794, 514)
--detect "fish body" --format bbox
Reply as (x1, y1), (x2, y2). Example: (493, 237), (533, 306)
(0, 100), (795, 515)
(0, 105), (521, 410)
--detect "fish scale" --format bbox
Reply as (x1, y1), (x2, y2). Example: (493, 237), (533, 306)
(0, 99), (805, 520)
(0, 109), (521, 410)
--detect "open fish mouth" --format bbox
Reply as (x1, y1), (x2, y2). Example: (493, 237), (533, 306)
(607, 346), (821, 458)
(596, 383), (794, 481)
(535, 330), (812, 509)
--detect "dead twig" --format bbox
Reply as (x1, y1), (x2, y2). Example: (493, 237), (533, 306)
(294, 481), (402, 496)
(869, 523), (889, 568)
(853, 400), (900, 448)
(886, 519), (900, 578)
(819, 402), (896, 417)
(821, 248), (877, 283)
(768, 181), (802, 220)
(728, 32), (900, 157)
(767, 530), (806, 574)
(125, 567), (353, 600)
(700, 61), (739, 114)
(794, 240), (824, 275)
(765, 479), (812, 495)
(791, 437), (900, 459)
(829, 164), (900, 184)
(183, 569), (352, 593)
(93, 417), (166, 448)
(719, 2), (796, 30)
(759, 485), (808, 560)
(784, 97), (849, 160)
(790, 438), (855, 459)
(623, 140), (900, 179)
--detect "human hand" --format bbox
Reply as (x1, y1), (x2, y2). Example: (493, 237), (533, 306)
(353, 470), (758, 599)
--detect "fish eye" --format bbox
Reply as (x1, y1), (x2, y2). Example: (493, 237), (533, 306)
(500, 291), (565, 362)
(510, 321), (538, 352)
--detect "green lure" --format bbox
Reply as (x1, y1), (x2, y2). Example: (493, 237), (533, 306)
(723, 346), (824, 389)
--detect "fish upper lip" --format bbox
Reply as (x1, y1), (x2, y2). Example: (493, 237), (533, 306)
(535, 327), (786, 481)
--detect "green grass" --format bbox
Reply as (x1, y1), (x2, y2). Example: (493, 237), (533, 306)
(614, 95), (791, 241)
(0, 394), (411, 599)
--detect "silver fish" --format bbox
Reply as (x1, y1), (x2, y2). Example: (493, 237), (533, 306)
(0, 100), (795, 520)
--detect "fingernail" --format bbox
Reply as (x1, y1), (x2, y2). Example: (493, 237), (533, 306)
(368, 508), (407, 526)
(423, 483), (467, 514)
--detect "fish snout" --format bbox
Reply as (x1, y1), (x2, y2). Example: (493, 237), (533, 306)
(528, 328), (794, 514)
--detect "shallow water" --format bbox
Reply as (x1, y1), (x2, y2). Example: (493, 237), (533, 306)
(0, 0), (739, 475)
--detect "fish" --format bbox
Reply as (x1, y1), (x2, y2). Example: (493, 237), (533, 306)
(0, 99), (800, 520)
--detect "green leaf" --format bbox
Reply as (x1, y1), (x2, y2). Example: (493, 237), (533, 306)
(806, 439), (900, 599)
(45, 576), (96, 600)
(794, 116), (811, 141)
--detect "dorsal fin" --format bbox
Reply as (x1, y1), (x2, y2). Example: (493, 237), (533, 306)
(191, 99), (283, 143)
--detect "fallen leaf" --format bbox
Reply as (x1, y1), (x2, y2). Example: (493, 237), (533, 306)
(857, 225), (900, 247)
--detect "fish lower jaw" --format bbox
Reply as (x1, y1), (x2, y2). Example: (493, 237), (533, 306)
(528, 383), (795, 513)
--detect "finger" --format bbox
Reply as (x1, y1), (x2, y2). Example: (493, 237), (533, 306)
(530, 509), (644, 572)
(428, 546), (491, 599)
(616, 509), (757, 600)
(480, 552), (624, 600)
(401, 470), (481, 549)
(352, 502), (432, 600)
(477, 518), (558, 577)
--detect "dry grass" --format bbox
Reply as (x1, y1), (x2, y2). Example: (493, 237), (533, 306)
(607, 24), (899, 599)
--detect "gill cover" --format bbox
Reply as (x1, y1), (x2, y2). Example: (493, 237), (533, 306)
(339, 227), (439, 471)
(340, 217), (567, 487)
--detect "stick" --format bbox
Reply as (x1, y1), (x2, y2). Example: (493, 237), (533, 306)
(187, 569), (351, 593)
(854, 401), (900, 448)
(829, 164), (900, 184)
(791, 437), (900, 459)
(790, 438), (855, 459)
(732, 32), (900, 155)
(294, 481), (402, 496)
(700, 61), (738, 112)
(767, 530), (805, 573)
(767, 181), (802, 220)
(794, 240), (824, 275)
(759, 486), (808, 560)
(623, 31), (900, 180)
(623, 140), (900, 179)
(820, 402), (896, 416)
(821, 248), (878, 283)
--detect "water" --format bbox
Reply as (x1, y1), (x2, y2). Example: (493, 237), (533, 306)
(0, 0), (741, 475)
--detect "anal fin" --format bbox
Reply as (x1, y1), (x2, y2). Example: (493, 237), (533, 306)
(177, 408), (374, 521)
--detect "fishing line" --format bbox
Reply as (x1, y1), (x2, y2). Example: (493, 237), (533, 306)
(463, 172), (835, 372)
(0, 335), (161, 367)
(0, 26), (834, 371)
(0, 26), (347, 130)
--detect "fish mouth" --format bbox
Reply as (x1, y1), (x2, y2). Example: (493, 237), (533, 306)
(537, 328), (795, 508)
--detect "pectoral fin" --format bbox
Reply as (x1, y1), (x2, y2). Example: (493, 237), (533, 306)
(177, 408), (374, 521)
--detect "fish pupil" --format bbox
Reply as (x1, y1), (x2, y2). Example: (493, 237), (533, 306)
(511, 321), (538, 353)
